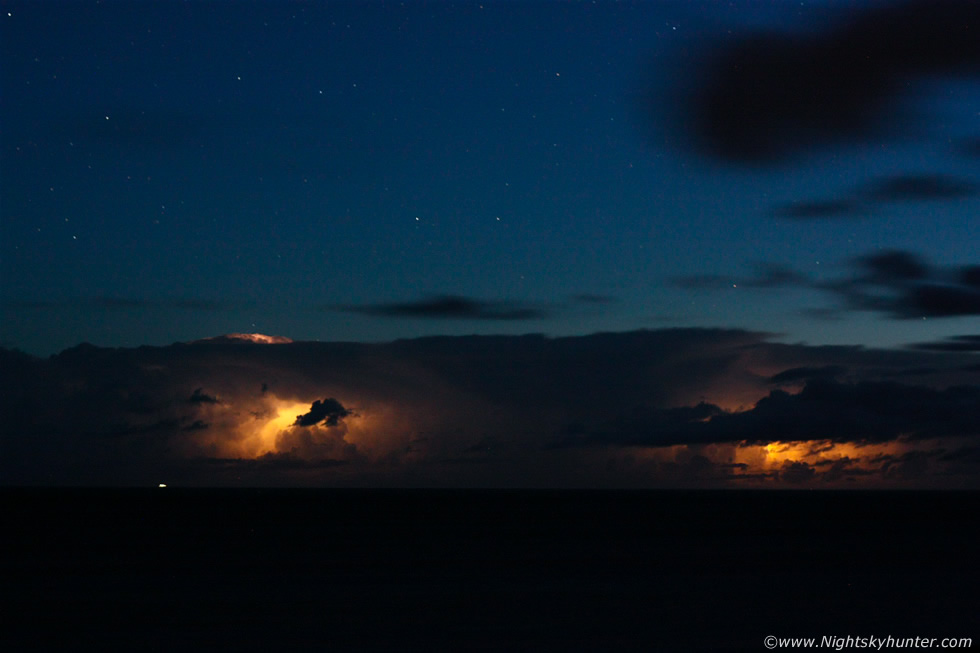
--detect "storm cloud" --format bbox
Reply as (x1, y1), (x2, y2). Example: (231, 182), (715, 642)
(1, 329), (977, 487)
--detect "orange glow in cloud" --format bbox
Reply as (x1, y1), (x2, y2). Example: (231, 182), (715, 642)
(253, 399), (311, 456)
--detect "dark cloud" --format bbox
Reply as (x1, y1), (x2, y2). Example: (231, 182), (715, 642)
(772, 200), (860, 220)
(939, 446), (980, 463)
(778, 461), (816, 484)
(338, 295), (547, 321)
(740, 264), (809, 289)
(879, 367), (940, 379)
(2, 329), (977, 486)
(188, 388), (219, 404)
(561, 378), (980, 448)
(202, 454), (348, 472)
(675, 0), (980, 163)
(771, 173), (976, 220)
(961, 266), (980, 289)
(555, 402), (727, 449)
(907, 335), (980, 353)
(817, 458), (877, 482)
(824, 251), (980, 319)
(294, 398), (351, 427)
(881, 450), (936, 480)
(861, 174), (977, 202)
(768, 366), (847, 385)
(860, 251), (930, 282)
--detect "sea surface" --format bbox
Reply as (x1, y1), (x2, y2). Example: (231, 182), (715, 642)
(3, 489), (977, 651)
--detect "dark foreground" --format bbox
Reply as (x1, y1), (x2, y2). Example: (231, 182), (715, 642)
(3, 489), (977, 651)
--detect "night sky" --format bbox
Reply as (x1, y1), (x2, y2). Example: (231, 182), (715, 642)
(1, 0), (978, 487)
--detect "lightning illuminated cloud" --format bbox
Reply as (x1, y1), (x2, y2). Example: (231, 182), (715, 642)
(1, 329), (977, 487)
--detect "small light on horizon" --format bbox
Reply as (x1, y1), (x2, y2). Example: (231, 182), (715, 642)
(158, 483), (167, 488)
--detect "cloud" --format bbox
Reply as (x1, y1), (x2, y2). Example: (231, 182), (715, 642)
(772, 200), (861, 220)
(740, 264), (809, 289)
(560, 378), (980, 448)
(670, 275), (729, 290)
(294, 398), (352, 427)
(768, 366), (847, 385)
(337, 295), (548, 321)
(771, 173), (976, 220)
(907, 335), (980, 352)
(778, 460), (817, 484)
(675, 250), (980, 320)
(2, 329), (977, 487)
(189, 388), (219, 404)
(674, 0), (980, 163)
(861, 174), (976, 202)
(829, 251), (980, 318)
(859, 251), (929, 282)
(671, 264), (805, 291)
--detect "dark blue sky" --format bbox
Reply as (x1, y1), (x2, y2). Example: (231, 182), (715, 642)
(2, 0), (978, 354)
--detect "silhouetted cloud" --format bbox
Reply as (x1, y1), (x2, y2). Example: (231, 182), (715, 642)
(2, 329), (977, 487)
(961, 266), (980, 288)
(861, 174), (976, 202)
(561, 378), (980, 448)
(339, 295), (548, 320)
(294, 398), (351, 427)
(768, 366), (847, 385)
(672, 264), (806, 291)
(829, 251), (980, 318)
(779, 460), (817, 484)
(771, 173), (976, 220)
(861, 251), (929, 282)
(772, 200), (860, 220)
(202, 453), (348, 471)
(907, 335), (980, 352)
(189, 388), (219, 404)
(741, 264), (809, 288)
(674, 0), (980, 162)
(688, 250), (980, 320)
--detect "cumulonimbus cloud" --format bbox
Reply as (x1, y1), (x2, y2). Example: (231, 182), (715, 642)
(1, 329), (976, 487)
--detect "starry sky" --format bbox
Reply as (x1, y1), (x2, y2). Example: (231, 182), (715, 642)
(1, 1), (978, 488)
(2, 0), (977, 355)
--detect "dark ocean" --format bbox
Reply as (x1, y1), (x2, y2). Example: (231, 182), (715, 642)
(3, 489), (976, 651)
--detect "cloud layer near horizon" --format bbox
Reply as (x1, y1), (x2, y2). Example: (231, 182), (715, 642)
(1, 329), (977, 488)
